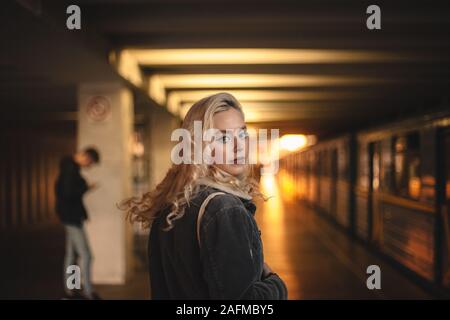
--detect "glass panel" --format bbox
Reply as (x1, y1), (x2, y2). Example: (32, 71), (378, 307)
(358, 143), (369, 190)
(393, 132), (421, 200)
(372, 144), (381, 191)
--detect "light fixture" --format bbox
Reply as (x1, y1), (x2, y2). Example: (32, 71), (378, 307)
(280, 134), (308, 152)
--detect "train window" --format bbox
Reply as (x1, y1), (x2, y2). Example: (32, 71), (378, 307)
(311, 152), (316, 175)
(338, 145), (349, 179)
(358, 143), (370, 190)
(419, 129), (436, 204)
(393, 132), (421, 200)
(380, 139), (394, 192)
(322, 150), (328, 177)
(372, 143), (381, 191)
(318, 151), (323, 176)
(446, 133), (450, 201)
(325, 150), (331, 178)
(326, 149), (331, 177)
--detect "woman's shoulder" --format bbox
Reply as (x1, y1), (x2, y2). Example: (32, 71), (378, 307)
(192, 185), (246, 211)
(190, 187), (253, 230)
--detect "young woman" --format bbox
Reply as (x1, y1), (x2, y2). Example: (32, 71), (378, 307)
(121, 92), (287, 299)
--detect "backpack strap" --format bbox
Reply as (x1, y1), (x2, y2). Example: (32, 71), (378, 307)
(196, 192), (225, 248)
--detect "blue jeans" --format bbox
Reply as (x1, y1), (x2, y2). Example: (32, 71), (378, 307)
(64, 225), (93, 297)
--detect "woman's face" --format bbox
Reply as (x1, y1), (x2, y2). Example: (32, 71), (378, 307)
(211, 108), (249, 177)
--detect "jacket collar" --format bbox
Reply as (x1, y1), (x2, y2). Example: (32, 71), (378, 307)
(196, 177), (253, 201)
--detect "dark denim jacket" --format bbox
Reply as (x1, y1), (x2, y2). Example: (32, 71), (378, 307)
(148, 180), (288, 300)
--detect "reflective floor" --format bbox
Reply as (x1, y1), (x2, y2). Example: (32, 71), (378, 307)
(255, 174), (431, 299)
(0, 174), (433, 299)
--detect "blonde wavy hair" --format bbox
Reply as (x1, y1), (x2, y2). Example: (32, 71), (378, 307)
(120, 92), (267, 231)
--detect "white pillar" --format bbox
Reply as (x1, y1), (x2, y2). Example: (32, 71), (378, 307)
(77, 83), (134, 284)
(148, 107), (179, 188)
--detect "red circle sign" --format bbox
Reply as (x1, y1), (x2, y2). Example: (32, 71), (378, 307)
(86, 96), (111, 122)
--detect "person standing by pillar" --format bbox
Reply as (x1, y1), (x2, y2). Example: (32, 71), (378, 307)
(55, 147), (101, 300)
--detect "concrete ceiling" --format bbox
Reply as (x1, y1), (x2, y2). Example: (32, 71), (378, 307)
(2, 0), (450, 136)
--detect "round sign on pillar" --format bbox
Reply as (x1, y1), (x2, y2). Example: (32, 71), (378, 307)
(86, 95), (112, 123)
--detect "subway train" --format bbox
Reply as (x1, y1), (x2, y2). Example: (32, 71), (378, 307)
(280, 111), (450, 292)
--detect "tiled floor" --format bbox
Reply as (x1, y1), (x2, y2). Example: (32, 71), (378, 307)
(0, 175), (434, 299)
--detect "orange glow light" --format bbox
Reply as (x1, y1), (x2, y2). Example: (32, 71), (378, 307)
(280, 134), (307, 152)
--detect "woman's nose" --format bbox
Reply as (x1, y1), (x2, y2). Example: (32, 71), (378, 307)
(234, 136), (245, 153)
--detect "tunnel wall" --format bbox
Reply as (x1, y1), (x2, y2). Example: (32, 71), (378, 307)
(0, 121), (76, 230)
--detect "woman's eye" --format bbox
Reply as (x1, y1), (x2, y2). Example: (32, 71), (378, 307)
(217, 135), (231, 143)
(238, 130), (249, 139)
